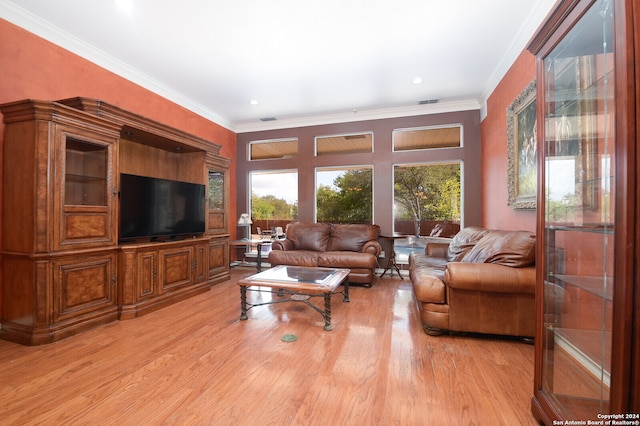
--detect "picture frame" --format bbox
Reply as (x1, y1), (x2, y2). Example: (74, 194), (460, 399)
(507, 80), (537, 210)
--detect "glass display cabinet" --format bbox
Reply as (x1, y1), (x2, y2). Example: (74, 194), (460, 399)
(528, 0), (639, 423)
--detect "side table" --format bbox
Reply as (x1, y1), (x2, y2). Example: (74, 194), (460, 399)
(229, 239), (272, 271)
(378, 234), (405, 278)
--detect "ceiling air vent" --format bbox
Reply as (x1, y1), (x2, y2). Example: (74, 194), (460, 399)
(260, 117), (277, 122)
(419, 99), (439, 105)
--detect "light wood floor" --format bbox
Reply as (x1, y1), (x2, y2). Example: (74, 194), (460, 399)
(0, 268), (539, 426)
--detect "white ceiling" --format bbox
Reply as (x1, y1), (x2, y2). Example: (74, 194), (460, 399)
(1, 0), (557, 132)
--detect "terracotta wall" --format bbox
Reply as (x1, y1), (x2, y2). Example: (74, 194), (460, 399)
(0, 18), (236, 226)
(481, 50), (537, 232)
(0, 19), (237, 320)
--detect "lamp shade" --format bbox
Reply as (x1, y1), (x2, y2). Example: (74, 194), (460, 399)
(237, 213), (252, 225)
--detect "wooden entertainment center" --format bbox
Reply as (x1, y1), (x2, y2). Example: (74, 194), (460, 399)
(0, 97), (231, 345)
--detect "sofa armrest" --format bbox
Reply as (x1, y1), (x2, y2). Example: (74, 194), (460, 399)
(425, 242), (449, 258)
(361, 240), (382, 257)
(271, 239), (293, 251)
(445, 263), (535, 294)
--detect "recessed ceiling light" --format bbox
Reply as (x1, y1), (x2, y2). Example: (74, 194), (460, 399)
(412, 77), (423, 85)
(250, 100), (259, 105)
(114, 0), (133, 12)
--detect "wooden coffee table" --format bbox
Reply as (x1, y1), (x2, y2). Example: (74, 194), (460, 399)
(238, 265), (350, 331)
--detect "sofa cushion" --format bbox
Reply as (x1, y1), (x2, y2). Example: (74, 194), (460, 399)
(319, 251), (377, 269)
(461, 230), (535, 267)
(409, 253), (448, 271)
(268, 250), (321, 267)
(327, 224), (380, 252)
(286, 223), (331, 251)
(411, 268), (446, 304)
(447, 226), (489, 262)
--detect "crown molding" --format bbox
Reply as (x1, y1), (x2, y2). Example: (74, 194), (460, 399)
(0, 0), (234, 131)
(479, 0), (557, 109)
(234, 99), (482, 133)
(2, 0), (554, 134)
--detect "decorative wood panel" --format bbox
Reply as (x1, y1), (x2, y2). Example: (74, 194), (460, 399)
(159, 247), (193, 293)
(209, 237), (229, 284)
(138, 251), (157, 299)
(53, 252), (117, 323)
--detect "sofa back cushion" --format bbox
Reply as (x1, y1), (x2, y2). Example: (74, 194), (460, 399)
(286, 223), (331, 251)
(461, 230), (536, 267)
(447, 226), (489, 262)
(327, 224), (380, 252)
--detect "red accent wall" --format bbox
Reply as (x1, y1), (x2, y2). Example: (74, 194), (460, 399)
(0, 19), (237, 320)
(481, 50), (537, 232)
(0, 18), (236, 225)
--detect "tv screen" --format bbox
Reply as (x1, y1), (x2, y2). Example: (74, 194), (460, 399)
(119, 173), (205, 242)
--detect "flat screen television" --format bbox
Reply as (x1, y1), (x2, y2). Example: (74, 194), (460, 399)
(119, 173), (206, 242)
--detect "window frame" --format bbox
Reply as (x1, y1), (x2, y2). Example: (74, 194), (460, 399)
(392, 160), (463, 236)
(315, 165), (374, 224)
(248, 137), (299, 161)
(314, 132), (374, 156)
(392, 124), (463, 152)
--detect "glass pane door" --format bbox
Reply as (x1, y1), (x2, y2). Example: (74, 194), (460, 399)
(65, 138), (108, 206)
(541, 0), (615, 419)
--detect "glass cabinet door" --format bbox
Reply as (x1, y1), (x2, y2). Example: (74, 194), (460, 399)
(65, 138), (108, 206)
(206, 170), (227, 234)
(540, 0), (615, 419)
(57, 130), (116, 249)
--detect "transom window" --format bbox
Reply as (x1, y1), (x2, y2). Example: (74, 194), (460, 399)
(249, 138), (298, 161)
(315, 133), (373, 156)
(393, 125), (462, 152)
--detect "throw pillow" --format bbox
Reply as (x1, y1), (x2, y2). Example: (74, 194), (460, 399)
(287, 223), (331, 251)
(446, 226), (489, 262)
(461, 230), (535, 267)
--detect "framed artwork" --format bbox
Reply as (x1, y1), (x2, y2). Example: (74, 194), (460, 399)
(507, 80), (537, 210)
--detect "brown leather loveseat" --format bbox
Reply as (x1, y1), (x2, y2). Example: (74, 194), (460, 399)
(409, 226), (536, 338)
(268, 223), (382, 286)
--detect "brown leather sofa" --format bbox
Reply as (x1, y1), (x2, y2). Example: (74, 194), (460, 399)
(409, 226), (536, 338)
(268, 223), (382, 286)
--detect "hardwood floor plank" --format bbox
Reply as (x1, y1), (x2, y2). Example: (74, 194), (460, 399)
(0, 269), (539, 425)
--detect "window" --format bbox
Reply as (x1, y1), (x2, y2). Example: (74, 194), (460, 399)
(315, 133), (373, 156)
(249, 138), (298, 160)
(316, 167), (373, 224)
(250, 170), (298, 231)
(393, 163), (461, 236)
(393, 125), (462, 151)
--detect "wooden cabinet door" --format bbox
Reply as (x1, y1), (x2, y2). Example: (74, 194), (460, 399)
(209, 237), (229, 280)
(194, 241), (207, 283)
(53, 125), (118, 251)
(52, 252), (118, 323)
(158, 245), (194, 293)
(136, 249), (158, 300)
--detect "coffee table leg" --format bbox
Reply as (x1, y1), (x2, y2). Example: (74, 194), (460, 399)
(323, 293), (332, 331)
(240, 286), (248, 321)
(343, 279), (350, 303)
